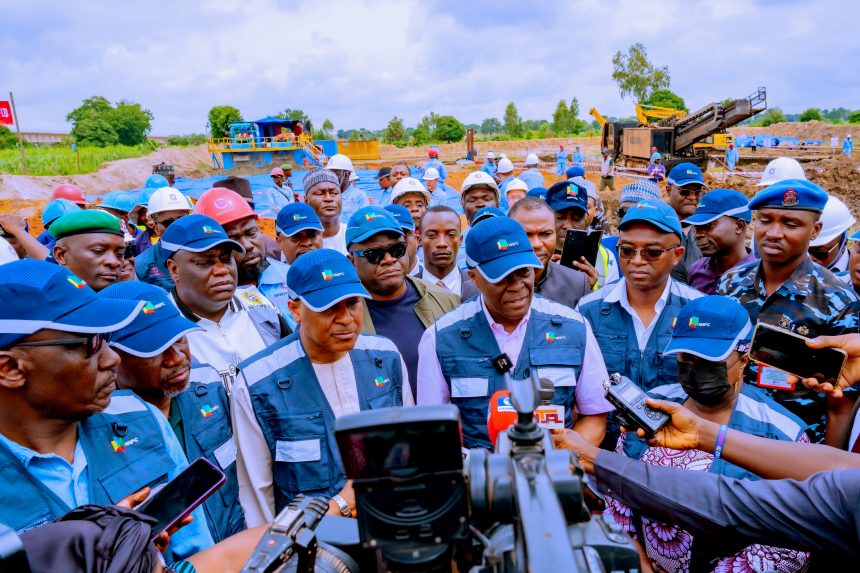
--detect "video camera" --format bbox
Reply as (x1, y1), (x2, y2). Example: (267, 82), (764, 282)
(242, 371), (639, 572)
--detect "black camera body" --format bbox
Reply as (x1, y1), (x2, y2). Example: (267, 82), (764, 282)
(604, 373), (669, 439)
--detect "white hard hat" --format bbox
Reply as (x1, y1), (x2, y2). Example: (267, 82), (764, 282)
(497, 158), (514, 174)
(758, 157), (806, 187)
(810, 196), (856, 247)
(525, 153), (539, 166)
(486, 151), (495, 159)
(461, 171), (500, 197)
(422, 167), (440, 181)
(505, 178), (529, 194)
(349, 171), (358, 183)
(391, 177), (431, 205)
(0, 236), (19, 265)
(147, 187), (193, 215)
(326, 153), (354, 172)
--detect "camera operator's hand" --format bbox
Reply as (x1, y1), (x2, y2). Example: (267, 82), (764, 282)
(631, 398), (708, 451)
(801, 334), (860, 398)
(551, 429), (599, 474)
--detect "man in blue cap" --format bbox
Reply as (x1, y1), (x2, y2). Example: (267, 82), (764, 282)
(103, 281), (245, 543)
(230, 248), (413, 526)
(577, 199), (702, 448)
(0, 260), (213, 557)
(718, 179), (860, 442)
(686, 189), (756, 294)
(666, 162), (706, 284)
(417, 216), (612, 450)
(347, 206), (459, 396)
(384, 203), (422, 276)
(163, 214), (290, 394)
(274, 202), (324, 273)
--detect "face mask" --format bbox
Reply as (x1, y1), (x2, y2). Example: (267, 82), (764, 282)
(677, 361), (731, 406)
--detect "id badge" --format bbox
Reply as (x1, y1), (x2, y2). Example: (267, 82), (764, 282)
(756, 365), (795, 391)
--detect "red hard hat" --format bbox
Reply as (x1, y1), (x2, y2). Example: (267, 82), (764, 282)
(428, 149), (438, 157)
(51, 183), (86, 206)
(194, 187), (258, 226)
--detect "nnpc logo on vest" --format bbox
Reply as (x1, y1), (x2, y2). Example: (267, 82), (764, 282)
(374, 376), (389, 387)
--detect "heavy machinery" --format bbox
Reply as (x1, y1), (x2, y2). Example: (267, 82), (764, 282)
(591, 87), (767, 171)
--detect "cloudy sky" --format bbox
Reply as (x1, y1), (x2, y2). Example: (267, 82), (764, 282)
(3, 0), (857, 135)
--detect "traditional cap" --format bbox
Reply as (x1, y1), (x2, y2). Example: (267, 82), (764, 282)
(374, 167), (392, 180)
(472, 206), (506, 226)
(565, 166), (586, 179)
(570, 176), (597, 202)
(302, 168), (339, 193)
(505, 178), (529, 195)
(0, 259), (143, 348)
(148, 187), (193, 215)
(346, 206), (403, 247)
(685, 189), (751, 225)
(422, 168), (440, 181)
(525, 187), (548, 200)
(391, 177), (431, 205)
(101, 282), (201, 358)
(270, 167), (285, 177)
(667, 162), (706, 187)
(286, 248), (370, 311)
(276, 203), (323, 237)
(0, 237), (19, 265)
(41, 198), (81, 227)
(50, 210), (123, 240)
(546, 180), (588, 214)
(384, 204), (415, 232)
(663, 295), (752, 361)
(465, 217), (541, 282)
(748, 179), (828, 213)
(619, 199), (683, 239)
(159, 214), (244, 256)
(619, 180), (661, 204)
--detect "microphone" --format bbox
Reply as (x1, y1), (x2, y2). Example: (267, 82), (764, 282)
(487, 390), (518, 446)
(538, 378), (555, 405)
(534, 378), (564, 430)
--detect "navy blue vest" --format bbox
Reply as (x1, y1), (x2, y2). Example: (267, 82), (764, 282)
(240, 333), (404, 513)
(434, 296), (588, 450)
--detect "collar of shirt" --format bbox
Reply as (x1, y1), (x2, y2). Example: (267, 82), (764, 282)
(260, 257), (289, 286)
(0, 433), (88, 508)
(424, 264), (462, 292)
(480, 296), (530, 368)
(605, 277), (672, 349)
(171, 290), (237, 324)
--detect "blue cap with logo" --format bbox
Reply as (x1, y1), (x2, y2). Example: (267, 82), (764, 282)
(101, 281), (201, 358)
(276, 203), (323, 237)
(465, 216), (542, 283)
(565, 166), (586, 179)
(545, 180), (588, 213)
(619, 198), (683, 239)
(345, 206), (403, 247)
(0, 259), (144, 349)
(525, 187), (548, 201)
(663, 295), (752, 361)
(685, 189), (751, 225)
(472, 206), (506, 226)
(286, 248), (370, 311)
(748, 179), (828, 213)
(667, 162), (706, 187)
(159, 214), (244, 256)
(384, 204), (415, 233)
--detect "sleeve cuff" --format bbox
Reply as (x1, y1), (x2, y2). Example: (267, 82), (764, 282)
(593, 450), (638, 499)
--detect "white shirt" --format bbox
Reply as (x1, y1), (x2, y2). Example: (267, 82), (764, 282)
(423, 265), (462, 295)
(232, 351), (414, 527)
(322, 223), (347, 255)
(600, 156), (615, 176)
(603, 277), (672, 350)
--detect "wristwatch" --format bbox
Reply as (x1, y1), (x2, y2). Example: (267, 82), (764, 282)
(331, 494), (352, 517)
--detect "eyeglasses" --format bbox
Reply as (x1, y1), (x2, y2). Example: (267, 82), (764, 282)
(676, 187), (704, 198)
(157, 217), (181, 230)
(15, 332), (111, 358)
(617, 244), (681, 261)
(809, 239), (843, 262)
(350, 241), (407, 264)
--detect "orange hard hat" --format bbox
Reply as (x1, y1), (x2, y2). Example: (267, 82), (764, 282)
(51, 183), (87, 206)
(193, 187), (258, 225)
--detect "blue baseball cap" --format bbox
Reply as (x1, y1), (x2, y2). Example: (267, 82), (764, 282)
(286, 248), (370, 311)
(619, 199), (683, 239)
(465, 217), (541, 282)
(667, 162), (705, 187)
(685, 189), (751, 225)
(748, 179), (827, 213)
(0, 259), (144, 349)
(159, 214), (244, 256)
(99, 191), (136, 214)
(565, 166), (586, 178)
(663, 295), (752, 361)
(345, 206), (403, 248)
(526, 187), (547, 201)
(101, 282), (201, 358)
(545, 180), (588, 214)
(384, 204), (415, 232)
(276, 203), (323, 237)
(472, 206), (506, 226)
(41, 198), (81, 227)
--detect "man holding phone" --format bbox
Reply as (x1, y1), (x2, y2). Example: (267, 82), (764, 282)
(718, 179), (860, 442)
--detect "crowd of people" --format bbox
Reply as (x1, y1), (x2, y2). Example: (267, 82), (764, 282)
(1, 147), (860, 572)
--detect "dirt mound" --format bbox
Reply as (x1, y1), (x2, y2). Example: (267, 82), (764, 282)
(730, 121), (855, 142)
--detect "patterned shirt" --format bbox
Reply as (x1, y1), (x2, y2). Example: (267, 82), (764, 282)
(717, 257), (860, 441)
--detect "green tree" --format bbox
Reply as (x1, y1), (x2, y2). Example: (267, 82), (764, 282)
(480, 117), (503, 135)
(111, 101), (154, 145)
(798, 108), (823, 122)
(432, 115), (465, 142)
(207, 105), (243, 138)
(848, 111), (860, 124)
(411, 124), (431, 145)
(569, 97), (580, 121)
(611, 42), (671, 102)
(0, 126), (18, 150)
(66, 96), (153, 147)
(758, 108), (786, 127)
(504, 102), (523, 137)
(321, 119), (334, 138)
(72, 116), (120, 146)
(383, 116), (405, 143)
(552, 100), (571, 134)
(642, 89), (687, 111)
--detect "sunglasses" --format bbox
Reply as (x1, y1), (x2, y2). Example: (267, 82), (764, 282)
(809, 239), (844, 261)
(157, 217), (181, 230)
(676, 187), (704, 198)
(350, 241), (407, 264)
(16, 332), (111, 358)
(617, 244), (680, 262)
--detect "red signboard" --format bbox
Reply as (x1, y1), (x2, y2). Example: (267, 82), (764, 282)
(0, 101), (12, 125)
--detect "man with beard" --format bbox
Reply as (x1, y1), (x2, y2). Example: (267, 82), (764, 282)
(346, 206), (459, 396)
(718, 179), (860, 442)
(0, 259), (213, 558)
(50, 210), (128, 291)
(418, 217), (612, 450)
(666, 163), (706, 283)
(104, 281), (246, 543)
(303, 168), (348, 255)
(163, 215), (289, 394)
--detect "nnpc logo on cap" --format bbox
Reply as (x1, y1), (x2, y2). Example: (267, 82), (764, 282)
(202, 225), (217, 234)
(686, 169), (696, 175)
(497, 239), (509, 250)
(142, 301), (157, 315)
(636, 201), (653, 209)
(566, 185), (577, 196)
(365, 213), (379, 221)
(67, 276), (87, 289)
(292, 214), (306, 221)
(321, 269), (334, 280)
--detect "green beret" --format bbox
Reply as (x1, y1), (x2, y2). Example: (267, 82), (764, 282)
(50, 210), (123, 239)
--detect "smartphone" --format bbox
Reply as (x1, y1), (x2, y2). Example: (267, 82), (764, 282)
(560, 228), (602, 268)
(136, 457), (226, 540)
(749, 323), (846, 387)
